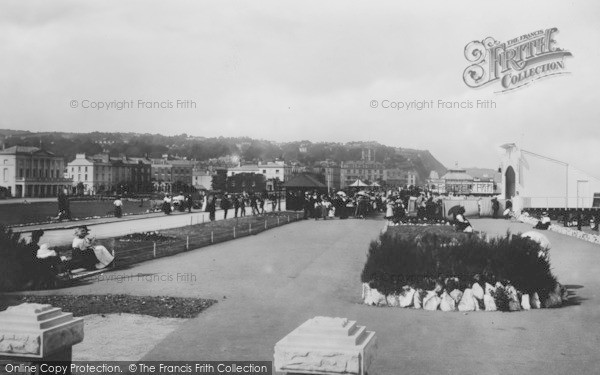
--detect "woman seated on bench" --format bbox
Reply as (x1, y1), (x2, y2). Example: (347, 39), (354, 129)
(70, 225), (114, 270)
(534, 212), (551, 230)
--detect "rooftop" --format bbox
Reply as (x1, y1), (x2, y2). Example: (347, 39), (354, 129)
(441, 167), (473, 181)
(0, 146), (56, 156)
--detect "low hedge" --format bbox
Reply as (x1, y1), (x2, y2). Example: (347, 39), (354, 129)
(361, 226), (558, 301)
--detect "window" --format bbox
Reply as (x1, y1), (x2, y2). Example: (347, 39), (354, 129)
(263, 170), (266, 174)
(85, 166), (88, 172)
(85, 174), (88, 181)
(275, 170), (280, 173)
(3, 168), (7, 182)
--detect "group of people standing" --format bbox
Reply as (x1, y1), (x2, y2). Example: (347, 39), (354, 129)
(384, 189), (445, 225)
(301, 190), (386, 220)
(161, 192), (194, 215)
(226, 192), (278, 218)
(160, 191), (279, 221)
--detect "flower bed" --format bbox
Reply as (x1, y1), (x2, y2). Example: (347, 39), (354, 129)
(361, 225), (566, 312)
(518, 213), (600, 245)
(118, 231), (176, 242)
(1, 294), (216, 318)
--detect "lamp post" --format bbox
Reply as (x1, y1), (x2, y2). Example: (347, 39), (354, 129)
(277, 179), (282, 212)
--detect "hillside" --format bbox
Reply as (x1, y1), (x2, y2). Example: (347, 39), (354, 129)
(0, 129), (446, 179)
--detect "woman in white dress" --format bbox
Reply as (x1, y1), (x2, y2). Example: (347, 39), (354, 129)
(71, 226), (114, 270)
(385, 197), (395, 223)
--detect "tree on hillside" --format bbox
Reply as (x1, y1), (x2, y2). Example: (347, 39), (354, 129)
(211, 171), (227, 192)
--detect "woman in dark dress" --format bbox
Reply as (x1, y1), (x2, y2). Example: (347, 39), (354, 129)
(207, 196), (216, 221)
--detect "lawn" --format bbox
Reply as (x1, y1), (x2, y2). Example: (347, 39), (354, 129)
(0, 199), (159, 226)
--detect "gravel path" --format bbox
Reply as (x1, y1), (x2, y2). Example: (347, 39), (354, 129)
(74, 314), (184, 361)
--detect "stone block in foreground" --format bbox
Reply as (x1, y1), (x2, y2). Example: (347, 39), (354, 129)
(0, 303), (84, 360)
(274, 316), (377, 375)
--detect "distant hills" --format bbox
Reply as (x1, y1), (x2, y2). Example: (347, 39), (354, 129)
(0, 129), (448, 182)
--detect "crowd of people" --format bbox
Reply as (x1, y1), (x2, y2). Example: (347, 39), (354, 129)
(293, 186), (483, 235)
(159, 191), (280, 221)
(296, 186), (450, 225)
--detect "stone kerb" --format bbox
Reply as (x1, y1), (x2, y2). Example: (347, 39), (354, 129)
(0, 303), (84, 361)
(274, 316), (377, 375)
(518, 214), (600, 245)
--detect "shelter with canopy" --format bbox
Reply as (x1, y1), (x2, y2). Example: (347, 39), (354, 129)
(282, 173), (328, 210)
(349, 179), (369, 187)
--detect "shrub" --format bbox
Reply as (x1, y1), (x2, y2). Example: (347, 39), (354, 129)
(0, 225), (64, 292)
(361, 226), (558, 299)
(0, 225), (32, 292)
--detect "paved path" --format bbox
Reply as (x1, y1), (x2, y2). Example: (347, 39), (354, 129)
(0, 197), (57, 205)
(16, 217), (600, 374)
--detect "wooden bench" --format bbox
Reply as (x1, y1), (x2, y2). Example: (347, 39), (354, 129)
(57, 267), (107, 282)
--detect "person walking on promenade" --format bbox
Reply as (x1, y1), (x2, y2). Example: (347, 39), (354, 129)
(250, 194), (259, 215)
(185, 193), (193, 213)
(113, 195), (123, 218)
(240, 195), (246, 217)
(385, 196), (395, 226)
(57, 189), (71, 220)
(221, 194), (231, 219)
(321, 196), (331, 220)
(303, 192), (311, 219)
(162, 194), (172, 215)
(491, 197), (500, 219)
(271, 194), (278, 212)
(207, 195), (216, 221)
(233, 195), (240, 218)
(259, 194), (266, 214)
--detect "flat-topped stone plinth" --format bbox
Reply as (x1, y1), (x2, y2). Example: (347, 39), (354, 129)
(0, 303), (84, 359)
(274, 316), (377, 375)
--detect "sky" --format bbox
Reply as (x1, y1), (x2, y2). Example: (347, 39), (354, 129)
(1, 0), (599, 175)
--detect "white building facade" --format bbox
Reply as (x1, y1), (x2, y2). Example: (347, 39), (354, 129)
(0, 146), (71, 198)
(500, 143), (600, 208)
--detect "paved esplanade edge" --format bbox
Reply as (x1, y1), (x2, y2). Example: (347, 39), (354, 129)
(19, 218), (600, 374)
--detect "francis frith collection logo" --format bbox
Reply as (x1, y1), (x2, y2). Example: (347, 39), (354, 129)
(463, 28), (572, 92)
